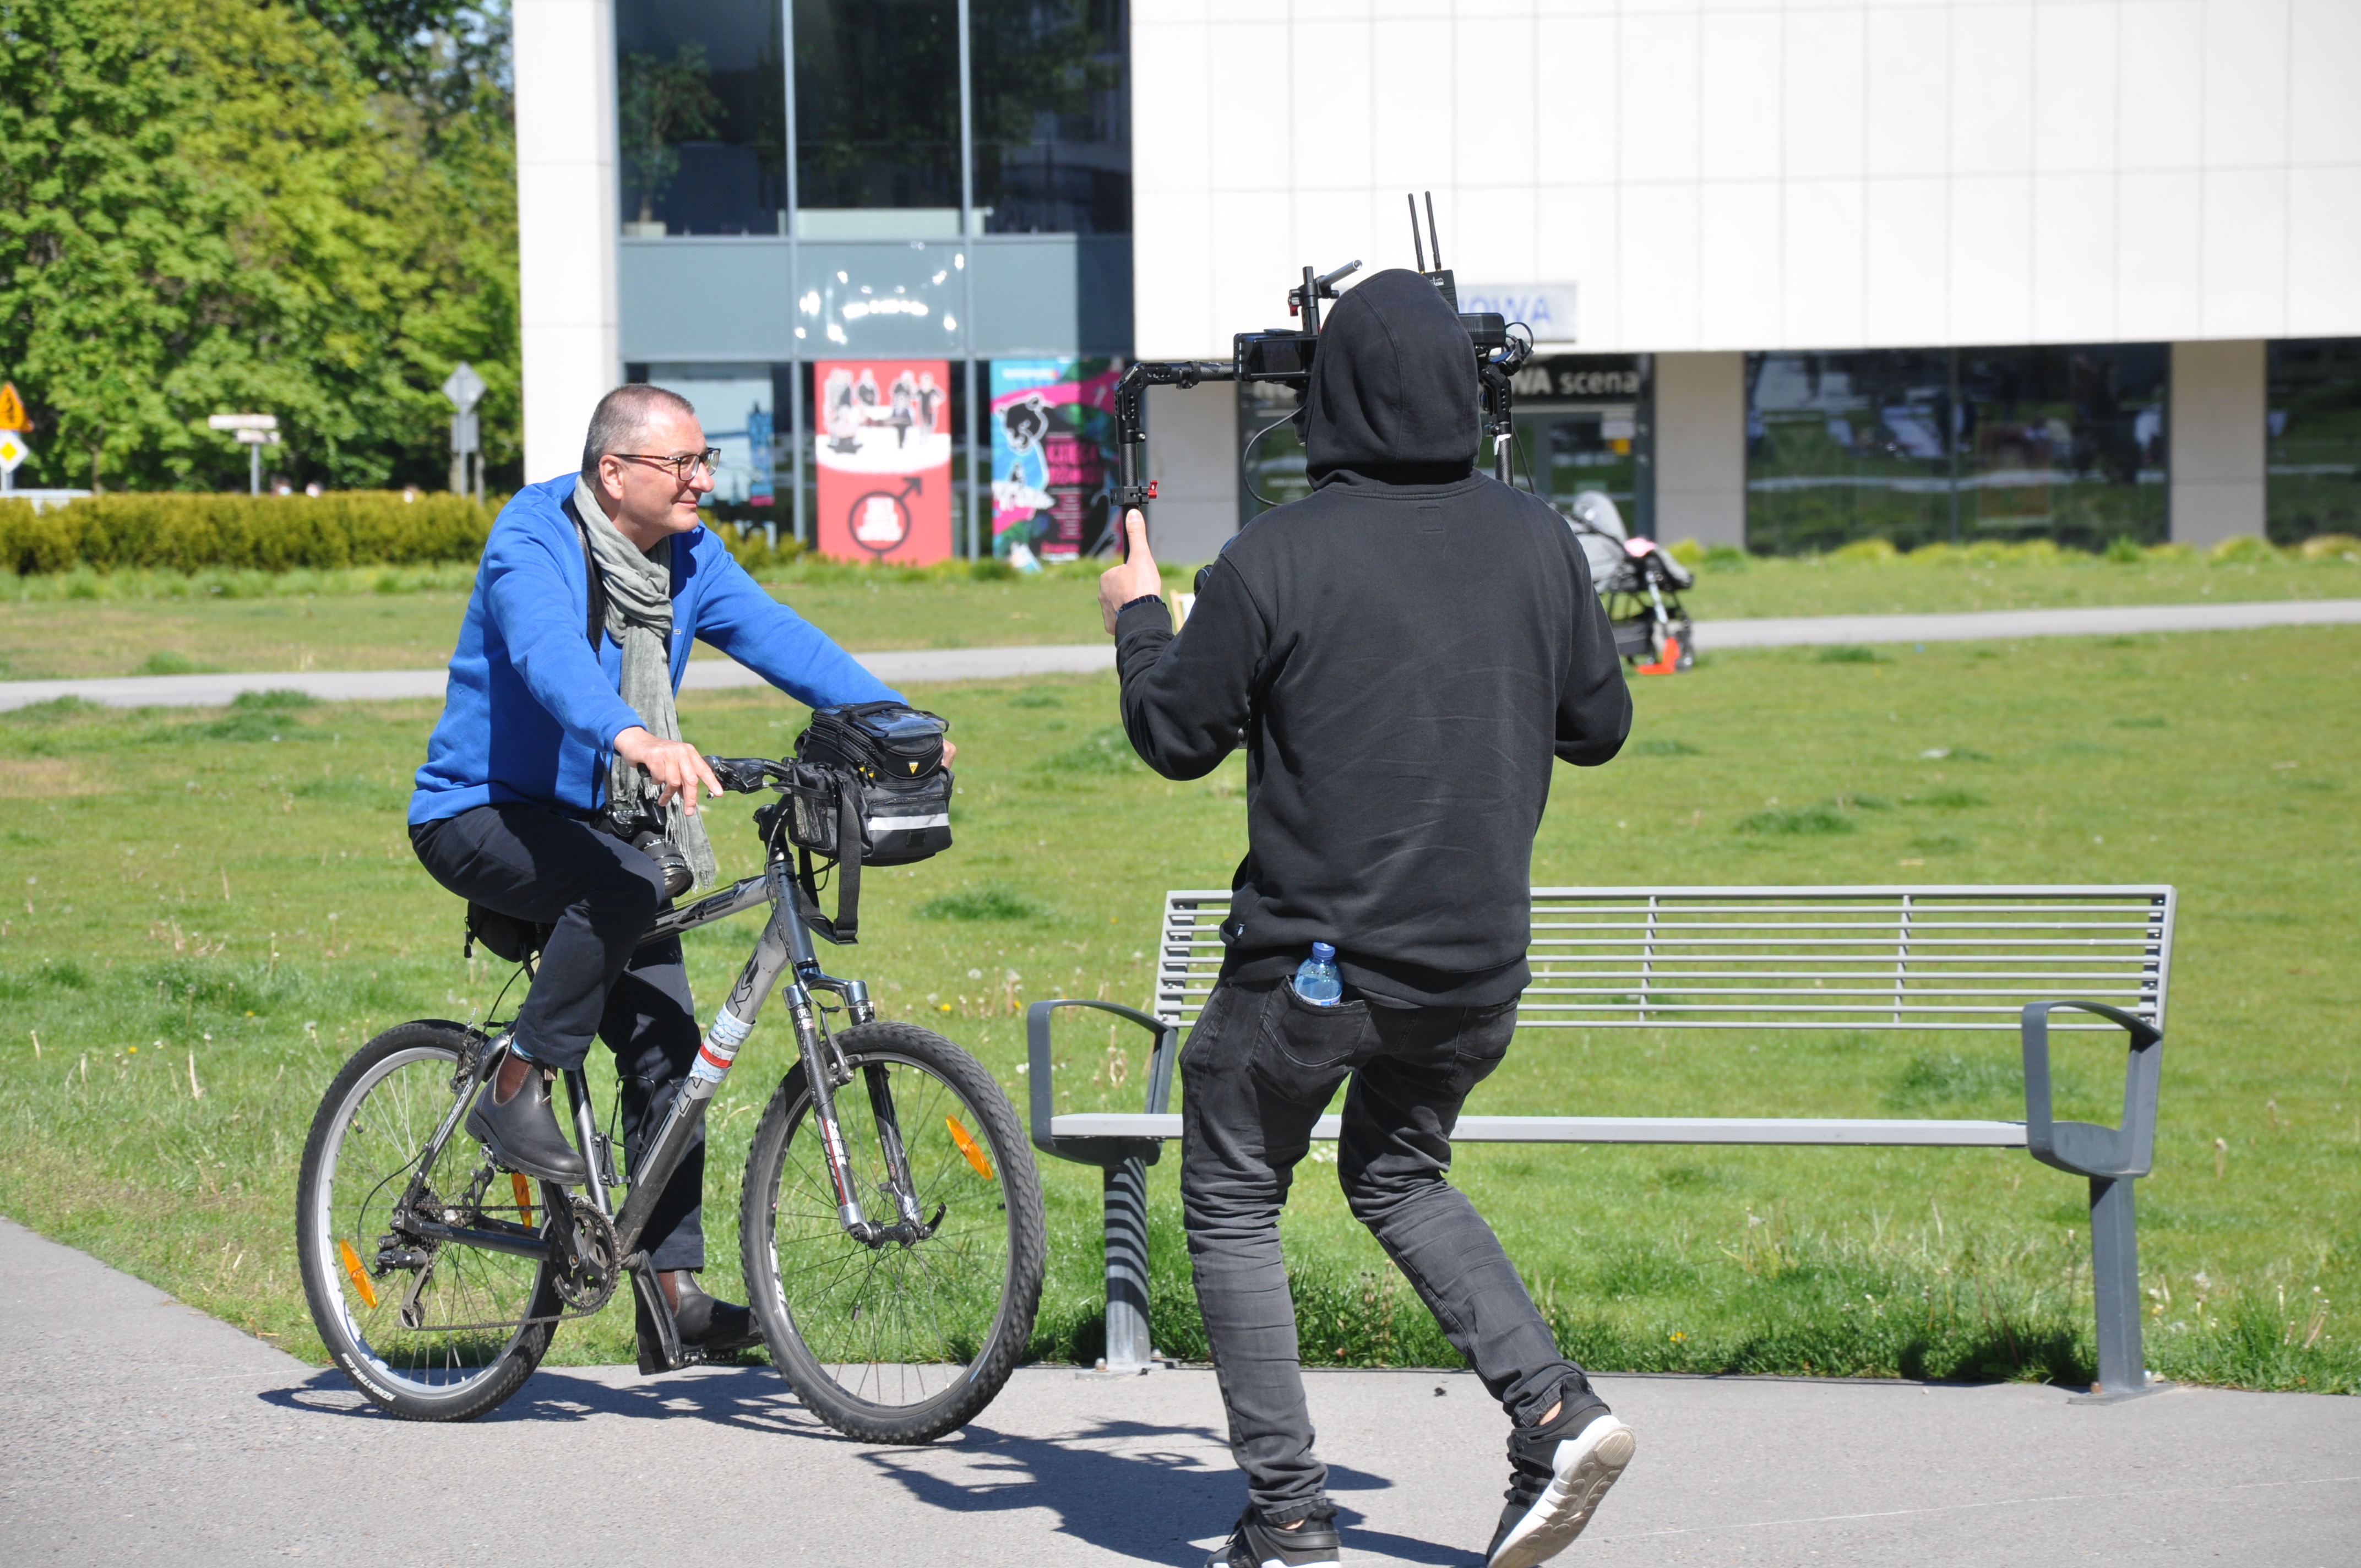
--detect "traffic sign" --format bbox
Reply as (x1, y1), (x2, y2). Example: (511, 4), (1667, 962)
(442, 362), (485, 415)
(0, 429), (30, 475)
(0, 383), (26, 431)
(208, 413), (278, 432)
(233, 429), (280, 445)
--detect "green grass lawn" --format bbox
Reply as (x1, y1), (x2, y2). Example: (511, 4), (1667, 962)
(2, 544), (2355, 681)
(0, 625), (2354, 1393)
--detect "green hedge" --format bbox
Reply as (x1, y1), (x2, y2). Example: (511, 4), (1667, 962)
(0, 492), (494, 575)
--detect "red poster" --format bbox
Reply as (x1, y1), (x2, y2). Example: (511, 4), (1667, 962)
(813, 360), (954, 564)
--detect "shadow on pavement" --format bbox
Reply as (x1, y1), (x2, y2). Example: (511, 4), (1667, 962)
(861, 1418), (1473, 1568)
(259, 1363), (854, 1438)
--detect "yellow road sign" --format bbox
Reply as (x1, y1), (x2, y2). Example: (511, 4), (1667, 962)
(0, 429), (30, 473)
(0, 383), (25, 432)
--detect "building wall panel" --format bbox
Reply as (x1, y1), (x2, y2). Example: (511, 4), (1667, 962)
(1131, 0), (2358, 355)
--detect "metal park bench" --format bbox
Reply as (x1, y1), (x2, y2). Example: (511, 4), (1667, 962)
(1027, 885), (2175, 1400)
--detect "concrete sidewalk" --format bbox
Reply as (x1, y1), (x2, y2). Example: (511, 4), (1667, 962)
(3, 598), (2356, 712)
(1, 1217), (2352, 1566)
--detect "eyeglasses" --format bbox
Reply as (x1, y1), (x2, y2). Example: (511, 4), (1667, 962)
(610, 449), (722, 481)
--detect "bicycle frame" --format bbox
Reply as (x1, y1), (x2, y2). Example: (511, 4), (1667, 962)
(400, 846), (921, 1362)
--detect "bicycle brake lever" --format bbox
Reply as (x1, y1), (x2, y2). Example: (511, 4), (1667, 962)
(703, 755), (777, 793)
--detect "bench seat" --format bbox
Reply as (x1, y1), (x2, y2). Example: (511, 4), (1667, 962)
(1026, 884), (2174, 1398)
(1049, 1113), (2030, 1147)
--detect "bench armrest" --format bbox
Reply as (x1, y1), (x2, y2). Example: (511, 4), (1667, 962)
(1024, 998), (1182, 1167)
(2021, 1000), (2164, 1180)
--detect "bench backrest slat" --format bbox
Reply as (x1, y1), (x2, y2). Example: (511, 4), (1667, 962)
(1156, 885), (2174, 1035)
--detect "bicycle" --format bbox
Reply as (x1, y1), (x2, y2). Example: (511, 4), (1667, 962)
(293, 753), (1046, 1442)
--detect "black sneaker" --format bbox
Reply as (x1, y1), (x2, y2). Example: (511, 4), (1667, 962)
(1206, 1508), (1341, 1568)
(1484, 1404), (1635, 1568)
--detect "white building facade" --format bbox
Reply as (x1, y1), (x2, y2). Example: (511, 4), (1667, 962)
(518, 0), (2361, 559)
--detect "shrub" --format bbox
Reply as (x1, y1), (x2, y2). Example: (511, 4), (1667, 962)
(2103, 535), (2145, 563)
(0, 492), (493, 576)
(1665, 538), (1706, 567)
(2297, 533), (2360, 561)
(1829, 537), (1899, 563)
(2208, 535), (2279, 565)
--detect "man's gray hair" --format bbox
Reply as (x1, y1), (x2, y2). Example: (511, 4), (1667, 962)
(581, 383), (699, 476)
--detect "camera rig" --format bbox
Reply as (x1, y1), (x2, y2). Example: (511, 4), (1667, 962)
(1109, 194), (1534, 543)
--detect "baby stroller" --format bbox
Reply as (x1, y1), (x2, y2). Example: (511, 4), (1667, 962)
(1563, 491), (1694, 672)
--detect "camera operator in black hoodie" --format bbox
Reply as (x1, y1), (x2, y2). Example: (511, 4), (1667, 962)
(1098, 269), (1634, 1568)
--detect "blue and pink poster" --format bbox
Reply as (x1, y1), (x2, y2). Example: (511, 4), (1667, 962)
(989, 358), (1122, 560)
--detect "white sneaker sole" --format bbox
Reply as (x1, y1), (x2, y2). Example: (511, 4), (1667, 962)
(1487, 1415), (1636, 1568)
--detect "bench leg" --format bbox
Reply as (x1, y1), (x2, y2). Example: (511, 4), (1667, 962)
(2074, 1174), (2170, 1402)
(1099, 1156), (1156, 1374)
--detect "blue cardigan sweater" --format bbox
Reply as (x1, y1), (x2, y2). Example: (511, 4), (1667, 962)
(409, 475), (897, 826)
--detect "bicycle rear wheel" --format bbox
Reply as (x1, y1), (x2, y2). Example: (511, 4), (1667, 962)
(296, 1021), (562, 1421)
(740, 1021), (1045, 1444)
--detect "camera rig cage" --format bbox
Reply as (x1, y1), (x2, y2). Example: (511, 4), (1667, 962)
(1109, 194), (1535, 551)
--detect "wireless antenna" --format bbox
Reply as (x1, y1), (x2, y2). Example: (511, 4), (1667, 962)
(1424, 192), (1443, 271)
(1408, 194), (1426, 272)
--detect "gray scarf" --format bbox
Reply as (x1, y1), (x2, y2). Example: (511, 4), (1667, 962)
(574, 476), (718, 891)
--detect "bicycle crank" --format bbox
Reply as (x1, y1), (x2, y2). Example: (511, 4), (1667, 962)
(548, 1195), (621, 1313)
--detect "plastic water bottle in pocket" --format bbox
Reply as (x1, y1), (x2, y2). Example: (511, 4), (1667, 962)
(1292, 942), (1342, 1006)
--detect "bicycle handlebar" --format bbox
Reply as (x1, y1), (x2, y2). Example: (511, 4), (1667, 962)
(704, 755), (787, 794)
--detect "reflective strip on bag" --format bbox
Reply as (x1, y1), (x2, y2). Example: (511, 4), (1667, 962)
(867, 813), (951, 833)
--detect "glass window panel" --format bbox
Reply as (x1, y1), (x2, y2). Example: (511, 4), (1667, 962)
(972, 0), (1130, 235)
(1237, 379), (1308, 526)
(1502, 355), (1649, 525)
(616, 0), (787, 237)
(1744, 346), (2166, 555)
(2266, 338), (2361, 546)
(793, 0), (962, 216)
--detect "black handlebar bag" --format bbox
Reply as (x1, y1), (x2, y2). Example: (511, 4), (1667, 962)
(757, 703), (953, 942)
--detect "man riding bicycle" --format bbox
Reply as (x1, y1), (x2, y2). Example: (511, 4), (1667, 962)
(406, 384), (943, 1355)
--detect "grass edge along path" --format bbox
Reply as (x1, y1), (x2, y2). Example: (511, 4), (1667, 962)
(4, 537), (2361, 683)
(0, 625), (2353, 1394)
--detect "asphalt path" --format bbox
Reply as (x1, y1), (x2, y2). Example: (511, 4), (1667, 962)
(2, 1215), (2354, 1566)
(3, 598), (2356, 712)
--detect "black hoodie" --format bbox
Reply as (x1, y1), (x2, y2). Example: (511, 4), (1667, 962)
(1113, 268), (1631, 1006)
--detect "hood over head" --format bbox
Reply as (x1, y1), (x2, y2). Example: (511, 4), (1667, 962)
(1302, 268), (1481, 486)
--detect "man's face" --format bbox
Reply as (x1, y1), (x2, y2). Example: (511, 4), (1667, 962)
(595, 407), (715, 541)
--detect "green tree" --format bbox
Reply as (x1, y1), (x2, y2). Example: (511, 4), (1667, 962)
(0, 0), (518, 493)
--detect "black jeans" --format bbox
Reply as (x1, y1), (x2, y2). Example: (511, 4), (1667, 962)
(1180, 978), (1606, 1523)
(411, 803), (708, 1271)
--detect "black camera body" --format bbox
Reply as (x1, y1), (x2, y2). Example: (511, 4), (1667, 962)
(1108, 194), (1533, 547)
(599, 794), (693, 899)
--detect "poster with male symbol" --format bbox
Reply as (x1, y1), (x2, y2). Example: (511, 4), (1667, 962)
(813, 359), (953, 564)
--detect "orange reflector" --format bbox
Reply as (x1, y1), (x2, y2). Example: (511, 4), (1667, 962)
(510, 1172), (535, 1227)
(337, 1239), (379, 1309)
(945, 1116), (994, 1181)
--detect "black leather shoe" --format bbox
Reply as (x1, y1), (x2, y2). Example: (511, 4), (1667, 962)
(464, 1058), (587, 1184)
(672, 1272), (762, 1354)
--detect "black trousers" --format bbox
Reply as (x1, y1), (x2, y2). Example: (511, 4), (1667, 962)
(411, 802), (707, 1271)
(1181, 978), (1605, 1522)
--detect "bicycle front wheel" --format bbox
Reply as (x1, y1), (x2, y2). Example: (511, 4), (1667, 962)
(296, 1021), (562, 1421)
(740, 1021), (1045, 1444)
